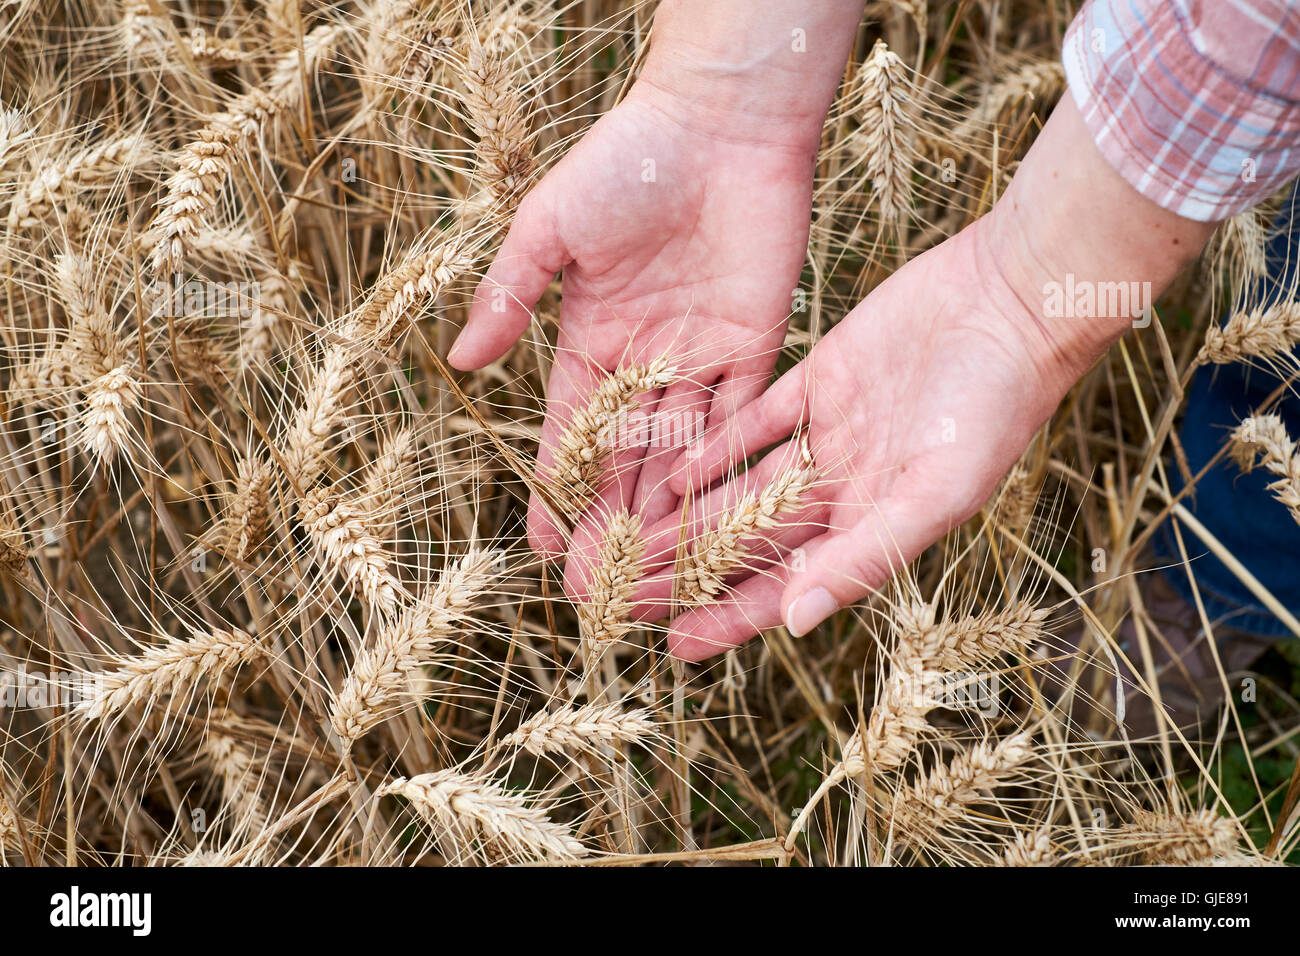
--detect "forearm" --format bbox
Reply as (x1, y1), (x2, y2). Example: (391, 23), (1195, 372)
(982, 94), (1216, 385)
(634, 0), (867, 148)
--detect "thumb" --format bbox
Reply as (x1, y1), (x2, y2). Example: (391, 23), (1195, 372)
(781, 500), (941, 637)
(448, 193), (566, 370)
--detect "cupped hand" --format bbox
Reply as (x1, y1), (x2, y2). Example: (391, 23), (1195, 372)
(588, 217), (1085, 662)
(448, 81), (818, 557)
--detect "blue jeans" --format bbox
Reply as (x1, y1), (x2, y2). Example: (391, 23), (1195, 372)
(1156, 186), (1300, 640)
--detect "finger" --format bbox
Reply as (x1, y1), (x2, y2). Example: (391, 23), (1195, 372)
(668, 361), (810, 496)
(615, 513), (825, 626)
(563, 438), (822, 616)
(668, 572), (788, 662)
(781, 498), (944, 638)
(705, 364), (773, 431)
(630, 375), (716, 522)
(449, 193), (565, 370)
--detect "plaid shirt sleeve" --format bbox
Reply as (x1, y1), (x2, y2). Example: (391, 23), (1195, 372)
(1062, 0), (1300, 222)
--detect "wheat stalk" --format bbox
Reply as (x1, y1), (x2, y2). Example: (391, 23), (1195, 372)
(903, 600), (1048, 672)
(8, 135), (152, 230)
(202, 710), (270, 832)
(1231, 415), (1300, 524)
(330, 549), (496, 744)
(1199, 300), (1300, 367)
(0, 512), (30, 584)
(891, 733), (1035, 839)
(676, 448), (815, 604)
(280, 344), (359, 487)
(358, 429), (418, 544)
(79, 365), (142, 464)
(853, 39), (915, 223)
(217, 456), (273, 560)
(577, 509), (646, 645)
(1121, 809), (1241, 865)
(377, 769), (586, 864)
(1001, 825), (1055, 866)
(148, 24), (339, 277)
(499, 701), (657, 758)
(297, 486), (404, 615)
(547, 359), (678, 520)
(78, 627), (266, 722)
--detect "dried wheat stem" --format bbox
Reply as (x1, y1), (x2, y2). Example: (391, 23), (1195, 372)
(1001, 825), (1056, 866)
(676, 448), (815, 604)
(1121, 809), (1241, 865)
(148, 24), (339, 277)
(8, 134), (151, 230)
(79, 365), (142, 464)
(547, 359), (678, 519)
(891, 733), (1035, 838)
(499, 701), (657, 759)
(330, 549), (496, 744)
(578, 510), (646, 645)
(297, 487), (404, 615)
(1231, 415), (1300, 524)
(1199, 300), (1300, 367)
(854, 39), (915, 223)
(78, 627), (265, 722)
(377, 769), (586, 864)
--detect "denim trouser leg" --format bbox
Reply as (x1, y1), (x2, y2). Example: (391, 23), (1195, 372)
(1156, 185), (1300, 640)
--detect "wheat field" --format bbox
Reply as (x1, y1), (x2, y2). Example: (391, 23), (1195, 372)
(0, 0), (1294, 867)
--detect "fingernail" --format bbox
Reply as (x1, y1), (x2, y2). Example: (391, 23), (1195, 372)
(785, 587), (838, 638)
(446, 336), (467, 365)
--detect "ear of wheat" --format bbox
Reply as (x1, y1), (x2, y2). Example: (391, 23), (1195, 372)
(853, 39), (915, 223)
(202, 712), (271, 833)
(904, 601), (1048, 672)
(376, 769), (586, 864)
(218, 456), (274, 560)
(577, 509), (646, 645)
(1121, 809), (1241, 866)
(676, 450), (816, 604)
(547, 359), (679, 520)
(297, 487), (404, 615)
(499, 701), (658, 758)
(1199, 301), (1300, 367)
(8, 135), (152, 230)
(330, 549), (496, 745)
(891, 733), (1035, 840)
(1231, 414), (1300, 524)
(1001, 825), (1055, 866)
(79, 365), (142, 464)
(148, 24), (340, 278)
(78, 627), (266, 723)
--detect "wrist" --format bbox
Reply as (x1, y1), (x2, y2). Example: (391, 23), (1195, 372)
(633, 0), (865, 150)
(982, 95), (1215, 384)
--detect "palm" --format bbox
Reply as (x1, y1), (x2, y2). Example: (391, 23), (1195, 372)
(632, 225), (1069, 660)
(451, 87), (815, 554)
